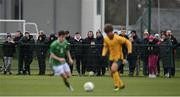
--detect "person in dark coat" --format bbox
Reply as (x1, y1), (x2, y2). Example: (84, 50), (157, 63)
(160, 33), (173, 78)
(13, 31), (23, 75)
(19, 31), (35, 75)
(83, 31), (97, 73)
(48, 33), (57, 46)
(119, 30), (129, 74)
(141, 31), (150, 76)
(65, 31), (74, 74)
(128, 30), (141, 76)
(36, 34), (48, 75)
(48, 33), (57, 75)
(95, 31), (106, 76)
(2, 34), (15, 75)
(166, 30), (178, 77)
(72, 32), (84, 76)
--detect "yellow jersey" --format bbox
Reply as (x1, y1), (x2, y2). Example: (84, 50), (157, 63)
(102, 34), (132, 61)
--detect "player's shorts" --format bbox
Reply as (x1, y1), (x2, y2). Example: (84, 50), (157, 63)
(52, 63), (71, 76)
(109, 60), (122, 67)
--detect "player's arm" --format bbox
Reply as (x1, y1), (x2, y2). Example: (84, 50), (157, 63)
(50, 52), (65, 63)
(118, 36), (132, 54)
(102, 38), (108, 57)
(66, 50), (73, 65)
(125, 39), (132, 54)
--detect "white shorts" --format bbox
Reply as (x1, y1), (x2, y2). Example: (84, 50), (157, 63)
(52, 63), (71, 76)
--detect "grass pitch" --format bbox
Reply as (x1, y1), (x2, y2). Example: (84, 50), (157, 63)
(0, 71), (180, 96)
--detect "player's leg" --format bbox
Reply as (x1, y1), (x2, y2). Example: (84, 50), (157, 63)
(7, 57), (12, 74)
(63, 63), (74, 91)
(3, 56), (8, 74)
(110, 61), (124, 91)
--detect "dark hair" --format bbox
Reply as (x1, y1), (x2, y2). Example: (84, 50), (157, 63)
(131, 30), (136, 34)
(25, 31), (30, 34)
(65, 31), (70, 34)
(58, 30), (65, 36)
(75, 32), (80, 34)
(16, 30), (21, 33)
(104, 24), (113, 33)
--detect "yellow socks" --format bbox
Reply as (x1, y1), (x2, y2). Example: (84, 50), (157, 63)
(113, 71), (123, 88)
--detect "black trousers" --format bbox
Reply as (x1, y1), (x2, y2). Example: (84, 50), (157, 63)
(142, 56), (149, 76)
(18, 54), (32, 75)
(37, 54), (46, 75)
(96, 56), (106, 76)
(18, 54), (24, 73)
(128, 58), (137, 75)
(75, 56), (85, 75)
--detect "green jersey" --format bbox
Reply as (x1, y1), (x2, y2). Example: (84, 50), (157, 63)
(49, 40), (70, 66)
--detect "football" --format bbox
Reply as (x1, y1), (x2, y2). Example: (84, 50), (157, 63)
(83, 81), (95, 92)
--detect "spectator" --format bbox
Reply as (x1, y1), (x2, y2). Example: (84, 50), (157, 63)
(48, 33), (57, 46)
(73, 32), (84, 76)
(13, 31), (23, 44)
(119, 30), (129, 74)
(19, 31), (35, 75)
(48, 33), (57, 75)
(83, 31), (97, 74)
(2, 34), (15, 75)
(65, 31), (74, 74)
(36, 34), (48, 75)
(154, 33), (161, 76)
(166, 30), (178, 77)
(95, 31), (106, 76)
(128, 30), (140, 76)
(147, 35), (159, 78)
(141, 31), (149, 76)
(159, 33), (173, 78)
(13, 31), (23, 75)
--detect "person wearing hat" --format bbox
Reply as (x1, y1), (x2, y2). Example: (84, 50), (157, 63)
(2, 34), (15, 75)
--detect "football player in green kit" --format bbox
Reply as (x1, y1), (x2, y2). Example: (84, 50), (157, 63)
(49, 30), (74, 91)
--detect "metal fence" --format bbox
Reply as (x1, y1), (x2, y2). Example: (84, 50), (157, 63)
(0, 43), (179, 75)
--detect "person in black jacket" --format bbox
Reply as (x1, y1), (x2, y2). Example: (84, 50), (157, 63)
(36, 34), (48, 75)
(141, 31), (150, 76)
(83, 31), (97, 74)
(2, 34), (15, 75)
(13, 31), (23, 75)
(160, 33), (173, 78)
(65, 31), (74, 74)
(19, 31), (35, 75)
(166, 30), (178, 77)
(95, 31), (106, 76)
(48, 33), (57, 75)
(73, 32), (84, 76)
(119, 30), (129, 74)
(128, 30), (141, 76)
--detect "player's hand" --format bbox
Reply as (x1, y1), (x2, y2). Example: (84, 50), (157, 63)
(122, 59), (128, 65)
(58, 58), (65, 63)
(69, 58), (73, 65)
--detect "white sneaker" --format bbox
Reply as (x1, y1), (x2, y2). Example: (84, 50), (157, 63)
(69, 85), (74, 92)
(165, 73), (170, 78)
(149, 74), (152, 78)
(151, 74), (156, 78)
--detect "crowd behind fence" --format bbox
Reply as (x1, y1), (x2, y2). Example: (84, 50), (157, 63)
(0, 30), (179, 78)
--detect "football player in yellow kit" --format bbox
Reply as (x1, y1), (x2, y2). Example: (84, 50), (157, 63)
(102, 24), (132, 91)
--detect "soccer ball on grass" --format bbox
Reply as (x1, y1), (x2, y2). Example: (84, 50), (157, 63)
(83, 81), (95, 92)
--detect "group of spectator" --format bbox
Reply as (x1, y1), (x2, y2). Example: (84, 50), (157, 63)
(1, 29), (179, 78)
